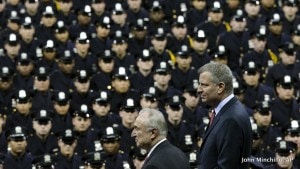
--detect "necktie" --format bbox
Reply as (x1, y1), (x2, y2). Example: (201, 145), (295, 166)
(209, 110), (216, 126)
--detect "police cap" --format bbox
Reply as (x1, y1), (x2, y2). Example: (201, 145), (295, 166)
(166, 95), (185, 111)
(0, 66), (13, 82)
(282, 120), (300, 136)
(72, 104), (93, 118)
(82, 152), (104, 168)
(6, 126), (27, 141)
(112, 67), (129, 80)
(100, 126), (121, 142)
(59, 128), (77, 145)
(276, 75), (294, 89)
(275, 140), (297, 156)
(52, 91), (70, 105)
(35, 66), (49, 81)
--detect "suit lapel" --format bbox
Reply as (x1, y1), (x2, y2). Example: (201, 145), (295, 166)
(200, 97), (238, 150)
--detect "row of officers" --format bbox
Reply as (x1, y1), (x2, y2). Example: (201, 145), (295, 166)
(0, 95), (300, 168)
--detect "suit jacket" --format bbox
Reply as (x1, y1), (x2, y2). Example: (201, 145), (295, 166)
(198, 97), (252, 169)
(142, 140), (191, 169)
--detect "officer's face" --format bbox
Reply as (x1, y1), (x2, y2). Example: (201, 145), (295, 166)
(25, 0), (39, 12)
(230, 20), (246, 32)
(208, 11), (223, 23)
(137, 59), (153, 72)
(58, 1), (72, 13)
(140, 97), (158, 109)
(151, 38), (167, 52)
(261, 0), (275, 8)
(102, 140), (120, 155)
(275, 152), (295, 168)
(58, 140), (77, 156)
(149, 10), (164, 22)
(176, 56), (192, 70)
(54, 102), (70, 115)
(17, 62), (34, 76)
(171, 26), (187, 40)
(284, 135), (300, 154)
(192, 0), (206, 10)
(91, 1), (105, 13)
(55, 31), (69, 43)
(92, 103), (110, 116)
(78, 14), (91, 25)
(198, 71), (223, 107)
(252, 38), (266, 53)
(268, 24), (282, 35)
(192, 40), (208, 53)
(165, 105), (183, 124)
(33, 120), (52, 135)
(127, 0), (142, 10)
(253, 111), (271, 127)
(74, 80), (90, 93)
(34, 77), (50, 91)
(58, 60), (75, 74)
(276, 85), (294, 100)
(120, 110), (138, 125)
(41, 16), (57, 27)
(112, 43), (128, 56)
(0, 78), (13, 90)
(98, 59), (114, 73)
(15, 101), (32, 114)
(111, 13), (127, 25)
(96, 26), (110, 38)
(183, 92), (200, 109)
(8, 139), (27, 155)
(242, 72), (260, 87)
(4, 43), (20, 58)
(153, 73), (171, 86)
(72, 116), (91, 132)
(244, 3), (260, 17)
(75, 43), (90, 55)
(279, 52), (296, 65)
(111, 79), (130, 93)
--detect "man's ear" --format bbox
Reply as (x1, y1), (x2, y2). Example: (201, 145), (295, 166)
(217, 82), (225, 94)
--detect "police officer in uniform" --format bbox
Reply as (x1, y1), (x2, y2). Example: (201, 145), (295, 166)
(5, 89), (33, 131)
(50, 50), (75, 93)
(90, 50), (115, 91)
(147, 0), (170, 36)
(91, 90), (121, 132)
(130, 49), (154, 93)
(55, 128), (83, 169)
(139, 86), (159, 109)
(27, 109), (59, 156)
(3, 126), (33, 169)
(51, 90), (72, 134)
(33, 154), (57, 169)
(99, 126), (134, 169)
(165, 94), (198, 156)
(13, 53), (34, 91)
(0, 66), (15, 113)
(270, 75), (300, 127)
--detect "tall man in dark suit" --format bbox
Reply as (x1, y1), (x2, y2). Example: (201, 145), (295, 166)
(197, 62), (252, 169)
(131, 108), (190, 169)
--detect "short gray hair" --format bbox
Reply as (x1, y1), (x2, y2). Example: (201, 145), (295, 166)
(198, 62), (233, 95)
(139, 108), (167, 136)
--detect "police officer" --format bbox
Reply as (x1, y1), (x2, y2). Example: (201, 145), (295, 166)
(282, 120), (300, 167)
(0, 107), (7, 154)
(110, 66), (140, 113)
(73, 32), (98, 74)
(36, 39), (59, 73)
(70, 69), (94, 112)
(111, 30), (136, 73)
(218, 9), (250, 74)
(264, 139), (298, 169)
(100, 126), (134, 169)
(55, 0), (77, 27)
(194, 1), (229, 52)
(90, 16), (111, 56)
(186, 0), (208, 34)
(91, 90), (121, 132)
(3, 126), (33, 169)
(110, 3), (131, 37)
(82, 151), (105, 169)
(147, 0), (170, 36)
(71, 104), (98, 156)
(270, 75), (300, 127)
(127, 18), (151, 58)
(91, 0), (110, 26)
(126, 0), (149, 25)
(130, 49), (154, 92)
(171, 45), (198, 92)
(35, 6), (57, 44)
(18, 17), (40, 57)
(118, 97), (139, 154)
(69, 4), (96, 41)
(90, 50), (115, 91)
(280, 0), (300, 36)
(53, 20), (74, 58)
(265, 42), (300, 88)
(13, 53), (34, 91)
(244, 0), (261, 34)
(55, 128), (83, 169)
(0, 33), (21, 71)
(139, 86), (159, 109)
(168, 15), (192, 53)
(31, 66), (54, 112)
(50, 50), (75, 93)
(0, 66), (15, 112)
(130, 147), (147, 169)
(241, 61), (275, 109)
(51, 90), (72, 134)
(5, 89), (33, 131)
(27, 109), (58, 156)
(165, 94), (198, 156)
(149, 27), (175, 68)
(211, 45), (229, 66)
(190, 29), (211, 71)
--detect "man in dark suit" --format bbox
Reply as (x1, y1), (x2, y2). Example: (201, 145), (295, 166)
(197, 62), (252, 169)
(131, 108), (190, 169)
